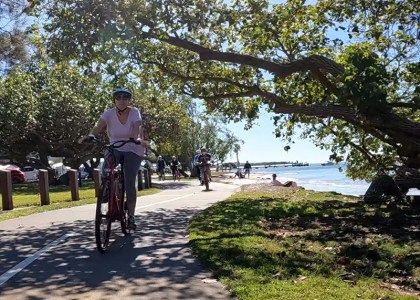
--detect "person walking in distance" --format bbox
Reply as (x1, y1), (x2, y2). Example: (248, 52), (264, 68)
(244, 161), (252, 178)
(193, 150), (201, 182)
(79, 87), (148, 230)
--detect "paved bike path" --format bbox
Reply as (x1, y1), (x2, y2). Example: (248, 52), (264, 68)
(0, 180), (246, 299)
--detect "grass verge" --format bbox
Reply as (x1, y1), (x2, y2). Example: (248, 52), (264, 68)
(0, 181), (160, 222)
(189, 186), (420, 300)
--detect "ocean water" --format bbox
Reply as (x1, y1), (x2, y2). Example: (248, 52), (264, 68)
(252, 163), (369, 196)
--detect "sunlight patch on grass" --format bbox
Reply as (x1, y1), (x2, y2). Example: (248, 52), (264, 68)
(190, 188), (420, 299)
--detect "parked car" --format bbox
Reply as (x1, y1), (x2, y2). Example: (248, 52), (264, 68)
(0, 165), (25, 183)
(22, 166), (39, 181)
(51, 162), (71, 177)
(79, 166), (90, 179)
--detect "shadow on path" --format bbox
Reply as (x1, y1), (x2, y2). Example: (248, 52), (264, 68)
(0, 207), (234, 299)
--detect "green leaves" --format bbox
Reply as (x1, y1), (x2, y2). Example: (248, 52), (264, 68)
(0, 61), (109, 163)
(25, 0), (420, 180)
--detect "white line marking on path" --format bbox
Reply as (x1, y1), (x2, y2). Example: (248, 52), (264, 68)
(135, 192), (196, 211)
(0, 192), (196, 286)
(0, 233), (73, 286)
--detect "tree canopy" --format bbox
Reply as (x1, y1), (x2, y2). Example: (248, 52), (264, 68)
(32, 0), (420, 181)
(0, 55), (240, 172)
(0, 0), (29, 73)
(0, 60), (109, 166)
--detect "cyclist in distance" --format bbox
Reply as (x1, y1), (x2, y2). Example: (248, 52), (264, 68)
(80, 87), (147, 230)
(197, 148), (212, 185)
(170, 155), (181, 180)
(157, 155), (166, 180)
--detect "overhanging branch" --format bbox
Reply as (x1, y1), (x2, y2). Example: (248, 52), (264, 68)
(126, 15), (345, 81)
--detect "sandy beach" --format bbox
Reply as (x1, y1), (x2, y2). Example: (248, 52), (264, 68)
(213, 171), (272, 184)
(211, 171), (304, 192)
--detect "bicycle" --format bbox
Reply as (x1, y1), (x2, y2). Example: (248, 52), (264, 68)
(158, 168), (165, 181)
(199, 161), (211, 191)
(172, 166), (180, 181)
(84, 136), (139, 253)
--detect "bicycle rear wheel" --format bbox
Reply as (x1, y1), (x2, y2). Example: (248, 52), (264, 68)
(95, 180), (112, 253)
(120, 202), (128, 235)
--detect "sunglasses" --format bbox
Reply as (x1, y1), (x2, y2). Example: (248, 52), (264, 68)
(114, 93), (131, 100)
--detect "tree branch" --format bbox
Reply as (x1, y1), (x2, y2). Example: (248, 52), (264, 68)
(162, 35), (345, 78)
(127, 15), (345, 80)
(388, 102), (419, 109)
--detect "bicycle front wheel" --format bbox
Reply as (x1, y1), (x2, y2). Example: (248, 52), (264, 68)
(203, 168), (210, 190)
(95, 181), (112, 253)
(204, 177), (209, 190)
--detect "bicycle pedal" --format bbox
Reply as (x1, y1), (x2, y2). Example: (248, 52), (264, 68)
(127, 225), (136, 231)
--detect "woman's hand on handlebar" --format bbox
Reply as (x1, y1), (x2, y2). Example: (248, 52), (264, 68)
(133, 138), (150, 147)
(78, 134), (96, 144)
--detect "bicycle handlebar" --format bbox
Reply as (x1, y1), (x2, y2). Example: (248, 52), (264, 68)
(84, 135), (140, 149)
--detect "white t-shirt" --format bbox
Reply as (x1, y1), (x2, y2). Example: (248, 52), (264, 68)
(100, 107), (144, 157)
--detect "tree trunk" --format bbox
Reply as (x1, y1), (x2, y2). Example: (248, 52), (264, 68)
(364, 167), (420, 204)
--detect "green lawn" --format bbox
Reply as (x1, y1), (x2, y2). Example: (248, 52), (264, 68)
(189, 187), (420, 300)
(0, 180), (160, 221)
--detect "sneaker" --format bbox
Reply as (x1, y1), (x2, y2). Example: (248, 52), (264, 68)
(127, 216), (136, 230)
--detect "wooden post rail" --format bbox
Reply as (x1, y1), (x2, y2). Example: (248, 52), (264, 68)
(0, 170), (13, 210)
(68, 169), (79, 201)
(93, 169), (101, 197)
(143, 169), (149, 189)
(38, 169), (50, 206)
(138, 169), (143, 191)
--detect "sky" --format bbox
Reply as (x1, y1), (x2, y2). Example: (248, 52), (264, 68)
(225, 112), (331, 164)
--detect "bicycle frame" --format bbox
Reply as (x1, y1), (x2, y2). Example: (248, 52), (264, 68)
(200, 164), (211, 190)
(172, 165), (180, 181)
(200, 158), (210, 191)
(89, 138), (139, 253)
(175, 167), (180, 181)
(158, 168), (165, 181)
(102, 150), (125, 223)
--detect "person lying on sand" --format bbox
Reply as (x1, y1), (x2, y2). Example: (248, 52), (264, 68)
(271, 174), (298, 188)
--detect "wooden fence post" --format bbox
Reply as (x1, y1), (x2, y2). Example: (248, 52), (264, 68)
(138, 169), (143, 191)
(0, 170), (13, 210)
(148, 169), (152, 188)
(68, 169), (79, 201)
(93, 169), (101, 197)
(38, 169), (50, 206)
(143, 169), (150, 189)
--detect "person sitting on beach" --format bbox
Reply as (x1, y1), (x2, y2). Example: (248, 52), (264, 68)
(271, 174), (297, 187)
(234, 169), (245, 179)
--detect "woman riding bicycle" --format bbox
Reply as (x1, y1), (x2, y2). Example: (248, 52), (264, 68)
(80, 87), (147, 230)
(170, 156), (181, 181)
(197, 148), (212, 186)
